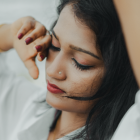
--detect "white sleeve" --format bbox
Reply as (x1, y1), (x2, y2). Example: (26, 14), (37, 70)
(0, 52), (7, 76)
(111, 90), (140, 140)
(0, 52), (42, 140)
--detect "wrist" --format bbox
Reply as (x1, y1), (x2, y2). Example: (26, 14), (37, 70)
(0, 24), (13, 51)
(8, 24), (14, 49)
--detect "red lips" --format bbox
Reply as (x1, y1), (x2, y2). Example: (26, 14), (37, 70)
(47, 80), (65, 94)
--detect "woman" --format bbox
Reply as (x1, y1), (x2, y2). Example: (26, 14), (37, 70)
(0, 0), (139, 140)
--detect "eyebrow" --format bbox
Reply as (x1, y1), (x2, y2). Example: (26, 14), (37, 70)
(52, 29), (101, 60)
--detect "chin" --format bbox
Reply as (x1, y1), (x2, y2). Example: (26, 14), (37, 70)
(46, 90), (69, 111)
(46, 90), (91, 114)
(46, 90), (81, 113)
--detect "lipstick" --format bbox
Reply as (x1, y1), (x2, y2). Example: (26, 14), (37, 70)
(47, 80), (65, 94)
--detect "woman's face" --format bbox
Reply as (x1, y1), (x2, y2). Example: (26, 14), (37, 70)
(45, 5), (104, 114)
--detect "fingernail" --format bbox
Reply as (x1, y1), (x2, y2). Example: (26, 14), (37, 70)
(18, 33), (23, 39)
(35, 45), (42, 52)
(25, 37), (33, 45)
(40, 54), (44, 60)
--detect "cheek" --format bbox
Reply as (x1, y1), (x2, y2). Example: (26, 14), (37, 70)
(46, 91), (95, 114)
(46, 67), (104, 114)
(67, 68), (104, 97)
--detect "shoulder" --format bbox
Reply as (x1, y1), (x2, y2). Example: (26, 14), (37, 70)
(10, 89), (56, 140)
(12, 88), (54, 131)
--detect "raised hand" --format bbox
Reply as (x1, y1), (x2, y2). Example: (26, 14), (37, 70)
(11, 16), (51, 79)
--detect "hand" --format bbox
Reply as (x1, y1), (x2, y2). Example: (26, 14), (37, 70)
(11, 16), (51, 79)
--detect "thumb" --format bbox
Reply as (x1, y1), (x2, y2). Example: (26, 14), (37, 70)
(24, 57), (39, 79)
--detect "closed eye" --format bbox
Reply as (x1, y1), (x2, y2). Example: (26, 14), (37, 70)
(72, 58), (94, 71)
(49, 44), (94, 71)
(49, 44), (60, 51)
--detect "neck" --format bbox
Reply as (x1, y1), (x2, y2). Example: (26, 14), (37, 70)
(56, 111), (87, 137)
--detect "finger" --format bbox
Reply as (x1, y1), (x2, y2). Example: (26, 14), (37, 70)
(37, 42), (50, 61)
(24, 31), (51, 61)
(33, 32), (51, 53)
(17, 20), (35, 40)
(37, 52), (46, 62)
(25, 35), (44, 57)
(24, 57), (39, 79)
(25, 23), (46, 44)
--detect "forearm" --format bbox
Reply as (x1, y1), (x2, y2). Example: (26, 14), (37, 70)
(113, 0), (140, 88)
(0, 24), (13, 51)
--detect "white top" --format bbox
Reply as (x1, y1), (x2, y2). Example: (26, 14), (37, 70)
(111, 92), (140, 140)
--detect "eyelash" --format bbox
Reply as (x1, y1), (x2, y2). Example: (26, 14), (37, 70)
(49, 44), (60, 51)
(71, 58), (93, 71)
(49, 44), (93, 71)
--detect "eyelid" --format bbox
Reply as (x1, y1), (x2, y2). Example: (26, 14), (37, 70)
(49, 44), (60, 51)
(72, 58), (93, 67)
(51, 35), (61, 47)
(49, 44), (94, 70)
(51, 43), (60, 48)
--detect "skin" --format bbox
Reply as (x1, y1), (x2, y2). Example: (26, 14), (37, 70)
(113, 0), (140, 88)
(45, 5), (104, 139)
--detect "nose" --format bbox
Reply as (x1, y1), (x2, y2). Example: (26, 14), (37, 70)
(46, 52), (67, 80)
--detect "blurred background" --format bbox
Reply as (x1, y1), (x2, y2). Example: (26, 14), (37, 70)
(0, 0), (58, 87)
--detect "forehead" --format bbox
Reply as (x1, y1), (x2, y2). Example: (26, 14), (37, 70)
(54, 5), (99, 54)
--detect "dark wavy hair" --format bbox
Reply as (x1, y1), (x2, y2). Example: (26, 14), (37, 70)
(49, 0), (139, 140)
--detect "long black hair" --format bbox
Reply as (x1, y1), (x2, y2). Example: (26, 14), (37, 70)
(50, 0), (139, 139)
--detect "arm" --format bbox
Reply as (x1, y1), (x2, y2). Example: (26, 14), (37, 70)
(113, 0), (140, 88)
(0, 24), (13, 51)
